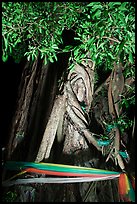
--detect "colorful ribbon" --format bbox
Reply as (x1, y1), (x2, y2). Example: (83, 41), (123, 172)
(3, 161), (135, 202)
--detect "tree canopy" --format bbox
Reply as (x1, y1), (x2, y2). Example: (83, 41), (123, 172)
(2, 2), (135, 70)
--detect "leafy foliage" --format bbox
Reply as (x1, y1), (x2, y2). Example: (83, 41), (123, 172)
(2, 2), (85, 63)
(2, 2), (135, 70)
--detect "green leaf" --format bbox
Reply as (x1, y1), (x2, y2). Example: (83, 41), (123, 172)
(2, 52), (8, 62)
(87, 2), (96, 7)
(63, 45), (73, 52)
(58, 20), (64, 25)
(27, 55), (30, 61)
(98, 42), (105, 50)
(108, 2), (121, 8)
(27, 34), (32, 39)
(14, 38), (22, 47)
(92, 10), (101, 19)
(129, 52), (133, 64)
(3, 36), (8, 51)
(68, 63), (74, 71)
(118, 2), (127, 11)
(100, 29), (105, 37)
(108, 52), (115, 59)
(9, 46), (12, 54)
(74, 37), (81, 41)
(74, 48), (79, 57)
(87, 37), (95, 45)
(131, 45), (135, 54)
(91, 4), (102, 12)
(81, 23), (88, 29)
(49, 56), (54, 63)
(119, 13), (126, 24)
(51, 44), (59, 49)
(54, 54), (58, 61)
(31, 54), (35, 61)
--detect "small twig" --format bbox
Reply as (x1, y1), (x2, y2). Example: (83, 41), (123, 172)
(96, 35), (120, 43)
(105, 146), (114, 162)
(83, 182), (97, 202)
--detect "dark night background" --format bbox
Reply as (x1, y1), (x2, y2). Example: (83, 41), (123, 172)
(1, 58), (24, 148)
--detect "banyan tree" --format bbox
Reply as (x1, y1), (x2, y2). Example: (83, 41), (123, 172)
(2, 2), (135, 202)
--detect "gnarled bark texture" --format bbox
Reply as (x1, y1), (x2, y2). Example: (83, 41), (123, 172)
(2, 54), (135, 202)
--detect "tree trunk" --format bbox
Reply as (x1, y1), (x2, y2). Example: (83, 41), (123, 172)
(2, 54), (135, 202)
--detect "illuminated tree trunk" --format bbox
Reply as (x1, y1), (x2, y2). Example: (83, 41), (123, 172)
(2, 54), (134, 202)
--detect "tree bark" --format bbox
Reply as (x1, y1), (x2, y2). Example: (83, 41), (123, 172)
(2, 56), (135, 202)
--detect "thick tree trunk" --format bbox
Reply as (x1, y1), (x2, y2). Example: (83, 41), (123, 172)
(2, 54), (135, 202)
